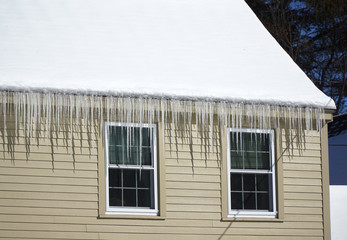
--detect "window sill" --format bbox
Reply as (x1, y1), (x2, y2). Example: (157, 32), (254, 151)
(221, 217), (283, 222)
(98, 214), (165, 220)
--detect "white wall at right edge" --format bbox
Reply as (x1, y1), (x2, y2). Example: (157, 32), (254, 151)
(330, 185), (347, 240)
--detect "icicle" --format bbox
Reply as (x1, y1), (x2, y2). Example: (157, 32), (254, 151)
(105, 97), (110, 124)
(56, 94), (61, 132)
(1, 91), (6, 145)
(161, 99), (167, 149)
(276, 105), (280, 130)
(13, 93), (17, 138)
(297, 107), (302, 145)
(138, 98), (144, 168)
(195, 102), (200, 135)
(315, 108), (323, 133)
(90, 95), (96, 147)
(69, 95), (74, 148)
(209, 102), (214, 154)
(33, 93), (39, 140)
(147, 98), (152, 125)
(97, 96), (103, 135)
(0, 90), (330, 169)
(305, 107), (311, 136)
(187, 101), (193, 140)
(22, 93), (26, 140)
(170, 100), (176, 139)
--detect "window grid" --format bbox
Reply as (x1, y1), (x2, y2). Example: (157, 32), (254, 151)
(108, 168), (152, 208)
(230, 173), (271, 210)
(105, 122), (158, 215)
(227, 128), (277, 218)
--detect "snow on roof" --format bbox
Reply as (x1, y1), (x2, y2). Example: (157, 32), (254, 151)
(0, 0), (335, 109)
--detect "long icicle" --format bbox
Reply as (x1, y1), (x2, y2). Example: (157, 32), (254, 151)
(0, 91), (328, 162)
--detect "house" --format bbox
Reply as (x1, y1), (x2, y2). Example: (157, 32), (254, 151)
(0, 0), (335, 239)
(329, 113), (347, 240)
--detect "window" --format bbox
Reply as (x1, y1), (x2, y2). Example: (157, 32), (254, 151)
(104, 122), (158, 215)
(227, 128), (277, 218)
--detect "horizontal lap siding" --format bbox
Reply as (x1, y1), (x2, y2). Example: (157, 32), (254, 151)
(0, 118), (325, 239)
(281, 132), (323, 231)
(163, 125), (324, 239)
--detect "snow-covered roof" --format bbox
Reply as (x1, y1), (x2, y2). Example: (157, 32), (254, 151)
(0, 0), (335, 109)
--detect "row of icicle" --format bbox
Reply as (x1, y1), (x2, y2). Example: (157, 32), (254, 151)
(0, 91), (324, 153)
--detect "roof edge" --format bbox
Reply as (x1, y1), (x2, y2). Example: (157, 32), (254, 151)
(0, 87), (336, 110)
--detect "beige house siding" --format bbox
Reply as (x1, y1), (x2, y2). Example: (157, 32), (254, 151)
(0, 112), (330, 239)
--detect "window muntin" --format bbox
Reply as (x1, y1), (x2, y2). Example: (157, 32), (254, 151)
(105, 122), (158, 215)
(227, 128), (277, 218)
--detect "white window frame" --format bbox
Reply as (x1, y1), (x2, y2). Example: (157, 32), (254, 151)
(227, 128), (277, 218)
(104, 122), (158, 215)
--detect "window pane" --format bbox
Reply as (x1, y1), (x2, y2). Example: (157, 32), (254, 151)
(108, 146), (117, 164)
(257, 153), (270, 170)
(109, 146), (126, 164)
(108, 126), (127, 164)
(257, 193), (270, 210)
(243, 133), (256, 151)
(123, 189), (136, 207)
(231, 192), (242, 209)
(123, 169), (136, 187)
(229, 133), (239, 150)
(244, 151), (257, 169)
(138, 189), (151, 207)
(257, 134), (269, 152)
(244, 192), (256, 209)
(109, 189), (122, 207)
(141, 147), (152, 165)
(108, 127), (116, 146)
(130, 127), (140, 146)
(230, 173), (242, 191)
(230, 151), (243, 169)
(138, 170), (151, 188)
(128, 146), (140, 165)
(109, 126), (126, 146)
(141, 128), (151, 146)
(243, 174), (255, 191)
(108, 168), (154, 209)
(108, 125), (153, 166)
(109, 169), (122, 187)
(256, 174), (270, 192)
